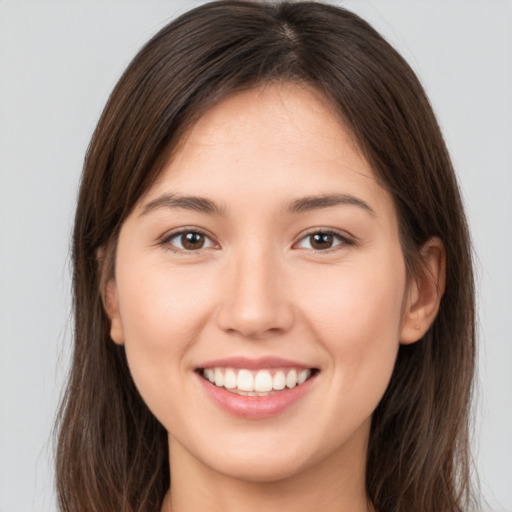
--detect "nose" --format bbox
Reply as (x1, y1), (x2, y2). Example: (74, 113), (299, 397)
(215, 247), (295, 339)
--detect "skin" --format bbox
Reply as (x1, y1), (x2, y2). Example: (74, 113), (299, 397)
(105, 83), (445, 512)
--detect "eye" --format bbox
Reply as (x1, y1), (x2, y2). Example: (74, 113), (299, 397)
(162, 230), (217, 252)
(295, 230), (352, 251)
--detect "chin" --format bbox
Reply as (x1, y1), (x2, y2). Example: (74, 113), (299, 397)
(207, 449), (312, 483)
(180, 425), (356, 484)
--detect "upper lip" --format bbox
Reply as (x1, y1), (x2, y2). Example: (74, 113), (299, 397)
(196, 356), (316, 370)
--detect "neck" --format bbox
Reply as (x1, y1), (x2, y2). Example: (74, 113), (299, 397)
(162, 430), (372, 512)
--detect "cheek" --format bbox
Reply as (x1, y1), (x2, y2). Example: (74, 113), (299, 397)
(301, 259), (405, 337)
(117, 256), (218, 344)
(114, 259), (219, 418)
(298, 255), (406, 397)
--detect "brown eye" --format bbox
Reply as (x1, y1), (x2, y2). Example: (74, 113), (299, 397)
(165, 230), (216, 252)
(295, 231), (351, 251)
(310, 233), (334, 250)
(181, 232), (205, 250)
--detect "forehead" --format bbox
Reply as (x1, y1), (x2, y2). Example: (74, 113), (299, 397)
(141, 83), (394, 218)
(185, 84), (362, 161)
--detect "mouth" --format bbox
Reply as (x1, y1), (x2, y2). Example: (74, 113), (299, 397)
(197, 366), (319, 397)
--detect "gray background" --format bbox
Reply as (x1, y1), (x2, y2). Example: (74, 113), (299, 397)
(0, 1), (510, 511)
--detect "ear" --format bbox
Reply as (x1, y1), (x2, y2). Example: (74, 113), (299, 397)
(400, 237), (446, 344)
(103, 278), (125, 345)
(97, 246), (125, 346)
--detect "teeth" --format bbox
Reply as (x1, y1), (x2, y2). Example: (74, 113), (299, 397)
(297, 369), (309, 385)
(254, 370), (273, 392)
(273, 371), (286, 390)
(214, 368), (224, 387)
(202, 367), (313, 394)
(286, 369), (297, 388)
(237, 369), (254, 391)
(223, 368), (237, 389)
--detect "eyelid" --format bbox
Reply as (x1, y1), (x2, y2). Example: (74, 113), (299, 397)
(293, 228), (355, 252)
(158, 227), (219, 253)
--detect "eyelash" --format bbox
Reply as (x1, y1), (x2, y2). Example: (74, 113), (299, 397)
(159, 228), (354, 254)
(294, 229), (355, 253)
(159, 228), (217, 254)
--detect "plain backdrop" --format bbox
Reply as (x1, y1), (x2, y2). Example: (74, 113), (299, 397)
(0, 1), (511, 511)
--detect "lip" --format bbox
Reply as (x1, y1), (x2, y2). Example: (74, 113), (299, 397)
(195, 363), (318, 419)
(197, 356), (312, 370)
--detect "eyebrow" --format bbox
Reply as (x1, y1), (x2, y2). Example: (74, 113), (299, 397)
(286, 193), (376, 216)
(140, 192), (376, 217)
(140, 193), (227, 217)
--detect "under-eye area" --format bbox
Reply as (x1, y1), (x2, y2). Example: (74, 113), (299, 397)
(197, 367), (320, 396)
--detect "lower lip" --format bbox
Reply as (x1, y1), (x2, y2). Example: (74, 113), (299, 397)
(197, 372), (317, 419)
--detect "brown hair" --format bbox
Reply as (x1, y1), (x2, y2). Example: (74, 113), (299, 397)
(55, 1), (476, 511)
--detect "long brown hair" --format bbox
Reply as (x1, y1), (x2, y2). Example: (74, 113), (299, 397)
(55, 2), (476, 511)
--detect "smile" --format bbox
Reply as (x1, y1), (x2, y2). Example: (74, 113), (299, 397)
(200, 367), (315, 396)
(196, 358), (319, 419)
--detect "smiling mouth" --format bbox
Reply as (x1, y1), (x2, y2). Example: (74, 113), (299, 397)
(198, 367), (319, 396)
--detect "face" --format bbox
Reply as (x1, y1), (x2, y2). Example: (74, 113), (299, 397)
(106, 83), (414, 483)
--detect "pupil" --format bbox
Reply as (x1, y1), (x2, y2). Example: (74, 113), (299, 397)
(312, 233), (333, 249)
(182, 232), (204, 249)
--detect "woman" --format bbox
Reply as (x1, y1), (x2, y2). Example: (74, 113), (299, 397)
(55, 1), (477, 511)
